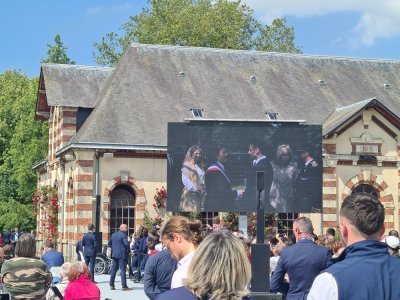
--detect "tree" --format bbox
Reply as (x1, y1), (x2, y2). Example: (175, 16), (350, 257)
(93, 0), (301, 66)
(41, 34), (75, 64)
(0, 70), (48, 230)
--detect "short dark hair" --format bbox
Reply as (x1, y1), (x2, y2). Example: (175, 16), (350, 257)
(211, 144), (226, 159)
(250, 140), (266, 154)
(326, 227), (336, 236)
(88, 224), (95, 231)
(388, 230), (399, 237)
(340, 193), (384, 235)
(44, 241), (54, 249)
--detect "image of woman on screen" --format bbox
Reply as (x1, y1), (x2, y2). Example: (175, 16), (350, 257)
(205, 145), (241, 211)
(180, 145), (205, 211)
(269, 144), (298, 212)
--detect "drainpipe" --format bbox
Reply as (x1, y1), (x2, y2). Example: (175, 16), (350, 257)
(61, 162), (65, 252)
(94, 150), (100, 231)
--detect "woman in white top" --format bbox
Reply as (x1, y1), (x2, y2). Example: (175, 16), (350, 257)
(160, 216), (203, 288)
(180, 145), (205, 211)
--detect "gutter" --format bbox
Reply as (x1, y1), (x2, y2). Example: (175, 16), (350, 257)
(56, 143), (167, 157)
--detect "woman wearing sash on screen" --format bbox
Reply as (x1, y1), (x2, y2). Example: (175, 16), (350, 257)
(269, 144), (298, 212)
(205, 145), (241, 212)
(180, 145), (205, 211)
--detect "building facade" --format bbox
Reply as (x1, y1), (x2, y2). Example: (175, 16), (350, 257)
(34, 45), (400, 261)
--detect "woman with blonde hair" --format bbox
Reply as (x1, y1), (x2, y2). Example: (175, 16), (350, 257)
(269, 144), (298, 212)
(160, 216), (203, 289)
(180, 145), (205, 211)
(157, 231), (251, 300)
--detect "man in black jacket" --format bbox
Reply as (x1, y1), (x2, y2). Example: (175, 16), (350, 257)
(240, 141), (273, 212)
(205, 145), (240, 212)
(82, 224), (97, 282)
(294, 150), (322, 212)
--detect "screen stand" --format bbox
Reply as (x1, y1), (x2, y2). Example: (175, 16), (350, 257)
(250, 172), (283, 299)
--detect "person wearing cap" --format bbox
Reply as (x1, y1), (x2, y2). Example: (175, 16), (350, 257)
(385, 236), (400, 257)
(308, 193), (400, 300)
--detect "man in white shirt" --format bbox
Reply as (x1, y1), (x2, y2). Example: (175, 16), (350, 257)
(160, 216), (203, 289)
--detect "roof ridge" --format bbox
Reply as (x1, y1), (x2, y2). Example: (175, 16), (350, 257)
(335, 98), (376, 111)
(41, 63), (114, 70)
(130, 43), (400, 64)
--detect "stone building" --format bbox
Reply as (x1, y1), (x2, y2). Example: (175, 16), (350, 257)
(34, 44), (400, 261)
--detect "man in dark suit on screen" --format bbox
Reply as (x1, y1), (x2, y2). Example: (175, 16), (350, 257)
(270, 217), (331, 299)
(82, 223), (97, 282)
(240, 141), (273, 212)
(205, 145), (241, 211)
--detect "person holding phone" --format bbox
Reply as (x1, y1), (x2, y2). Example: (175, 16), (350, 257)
(45, 262), (71, 300)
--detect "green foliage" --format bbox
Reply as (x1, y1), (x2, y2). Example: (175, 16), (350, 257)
(41, 34), (75, 64)
(93, 0), (301, 66)
(175, 211), (202, 220)
(0, 199), (35, 231)
(255, 18), (301, 53)
(0, 70), (48, 229)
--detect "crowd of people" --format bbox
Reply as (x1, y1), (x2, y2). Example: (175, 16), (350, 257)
(0, 192), (399, 299)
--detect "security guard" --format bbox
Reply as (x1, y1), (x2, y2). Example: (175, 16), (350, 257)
(295, 150), (322, 212)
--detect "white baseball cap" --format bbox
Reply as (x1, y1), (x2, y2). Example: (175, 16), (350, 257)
(385, 236), (400, 249)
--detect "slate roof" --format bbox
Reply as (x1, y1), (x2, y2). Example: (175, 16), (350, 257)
(39, 63), (114, 108)
(64, 44), (400, 149)
(322, 98), (375, 136)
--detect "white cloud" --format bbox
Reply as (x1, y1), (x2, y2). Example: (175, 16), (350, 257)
(242, 0), (400, 47)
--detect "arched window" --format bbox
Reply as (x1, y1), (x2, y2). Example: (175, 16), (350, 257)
(351, 184), (380, 198)
(109, 184), (135, 236)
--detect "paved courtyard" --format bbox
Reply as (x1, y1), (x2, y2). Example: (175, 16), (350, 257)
(96, 274), (147, 300)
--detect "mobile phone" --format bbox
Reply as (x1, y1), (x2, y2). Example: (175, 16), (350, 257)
(0, 293), (11, 300)
(51, 286), (63, 300)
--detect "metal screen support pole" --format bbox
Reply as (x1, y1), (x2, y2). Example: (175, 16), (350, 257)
(250, 171), (270, 293)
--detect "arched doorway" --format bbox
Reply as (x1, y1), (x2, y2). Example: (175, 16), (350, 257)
(351, 184), (380, 198)
(109, 184), (135, 236)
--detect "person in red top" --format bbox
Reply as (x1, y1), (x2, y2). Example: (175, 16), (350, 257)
(64, 261), (100, 300)
(147, 236), (160, 257)
(0, 233), (4, 246)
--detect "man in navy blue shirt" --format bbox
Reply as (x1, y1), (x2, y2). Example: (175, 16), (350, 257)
(109, 224), (132, 291)
(270, 217), (331, 299)
(82, 224), (97, 282)
(309, 193), (400, 299)
(144, 247), (177, 299)
(41, 241), (64, 269)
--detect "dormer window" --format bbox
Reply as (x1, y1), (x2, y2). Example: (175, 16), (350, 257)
(266, 111), (278, 120)
(191, 108), (204, 118)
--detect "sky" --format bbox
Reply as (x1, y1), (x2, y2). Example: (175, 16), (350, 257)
(2, 0), (400, 77)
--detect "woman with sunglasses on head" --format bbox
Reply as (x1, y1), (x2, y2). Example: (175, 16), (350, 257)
(157, 230), (251, 300)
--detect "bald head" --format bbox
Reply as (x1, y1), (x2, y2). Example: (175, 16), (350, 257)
(120, 224), (128, 232)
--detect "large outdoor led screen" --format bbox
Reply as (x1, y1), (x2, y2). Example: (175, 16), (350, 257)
(167, 121), (322, 213)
